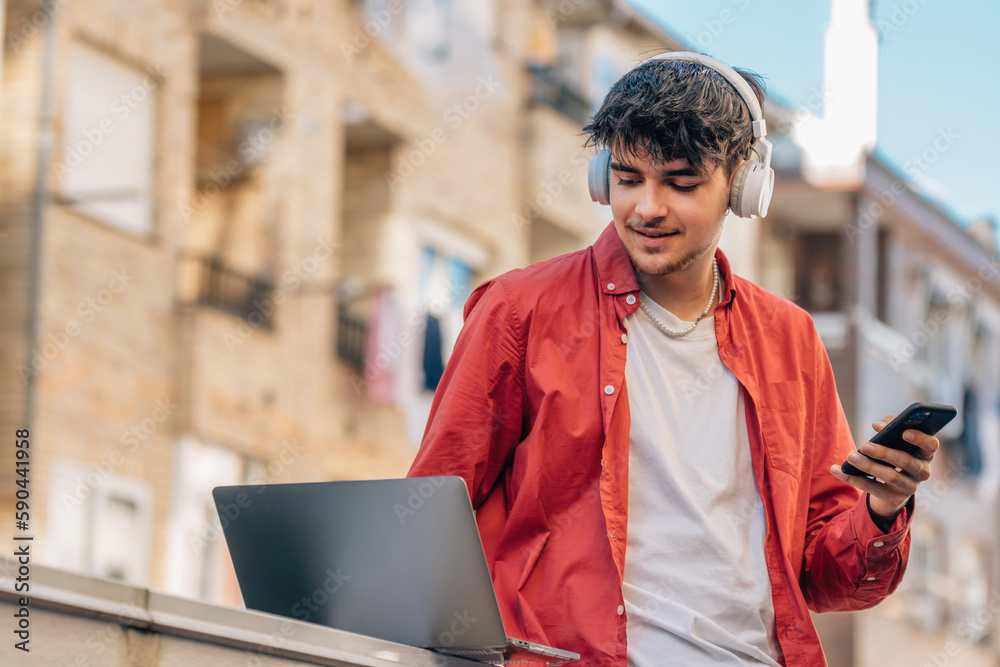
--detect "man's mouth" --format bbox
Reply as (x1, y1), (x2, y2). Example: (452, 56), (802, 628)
(634, 229), (679, 238)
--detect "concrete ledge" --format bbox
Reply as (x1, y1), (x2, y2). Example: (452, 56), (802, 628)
(0, 556), (479, 666)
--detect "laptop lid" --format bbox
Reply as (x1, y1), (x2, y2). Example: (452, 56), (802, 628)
(212, 476), (511, 650)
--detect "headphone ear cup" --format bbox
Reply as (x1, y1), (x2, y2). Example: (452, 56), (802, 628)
(729, 160), (774, 218)
(588, 148), (612, 205)
(729, 160), (753, 218)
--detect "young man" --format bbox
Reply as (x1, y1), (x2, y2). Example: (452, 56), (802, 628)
(407, 53), (936, 666)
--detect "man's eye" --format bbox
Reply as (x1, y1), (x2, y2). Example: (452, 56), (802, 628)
(617, 178), (639, 186)
(671, 183), (699, 192)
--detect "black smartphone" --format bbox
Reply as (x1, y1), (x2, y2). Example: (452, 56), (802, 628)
(840, 402), (957, 479)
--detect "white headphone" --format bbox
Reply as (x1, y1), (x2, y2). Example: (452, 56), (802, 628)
(587, 51), (774, 219)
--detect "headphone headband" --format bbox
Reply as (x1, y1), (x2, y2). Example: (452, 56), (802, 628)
(639, 52), (767, 139)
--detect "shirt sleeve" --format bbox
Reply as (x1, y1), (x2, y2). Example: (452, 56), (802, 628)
(797, 329), (913, 613)
(406, 279), (527, 509)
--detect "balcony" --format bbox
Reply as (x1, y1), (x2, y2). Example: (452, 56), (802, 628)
(522, 66), (604, 247)
(527, 64), (590, 125)
(188, 255), (276, 329)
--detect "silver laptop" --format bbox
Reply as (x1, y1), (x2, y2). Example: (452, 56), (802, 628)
(212, 477), (579, 666)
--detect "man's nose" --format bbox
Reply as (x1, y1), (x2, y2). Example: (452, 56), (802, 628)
(634, 183), (669, 221)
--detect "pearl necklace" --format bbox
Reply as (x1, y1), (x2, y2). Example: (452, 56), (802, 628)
(637, 258), (719, 338)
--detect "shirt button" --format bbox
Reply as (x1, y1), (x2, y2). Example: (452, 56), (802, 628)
(621, 333), (628, 344)
(617, 605), (625, 616)
(625, 294), (636, 305)
(607, 282), (616, 290)
(867, 576), (876, 581)
(604, 385), (614, 395)
(873, 541), (885, 548)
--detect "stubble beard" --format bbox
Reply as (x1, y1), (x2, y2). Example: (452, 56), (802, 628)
(630, 215), (726, 286)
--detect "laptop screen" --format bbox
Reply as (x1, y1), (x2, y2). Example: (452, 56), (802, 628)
(213, 476), (510, 649)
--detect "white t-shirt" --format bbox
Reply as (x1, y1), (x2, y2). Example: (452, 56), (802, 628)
(621, 292), (781, 667)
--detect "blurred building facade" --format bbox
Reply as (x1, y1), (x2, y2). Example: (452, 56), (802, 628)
(0, 0), (552, 608)
(1, 0), (998, 665)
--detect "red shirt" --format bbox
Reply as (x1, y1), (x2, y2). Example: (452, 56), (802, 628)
(408, 222), (911, 666)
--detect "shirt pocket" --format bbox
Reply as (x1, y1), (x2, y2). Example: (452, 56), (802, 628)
(760, 380), (807, 478)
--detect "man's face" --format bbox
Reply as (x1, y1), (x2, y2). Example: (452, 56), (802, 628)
(609, 146), (734, 281)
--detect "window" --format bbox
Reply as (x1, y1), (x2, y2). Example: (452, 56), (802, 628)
(904, 517), (946, 631)
(954, 537), (992, 644)
(163, 437), (245, 605)
(794, 231), (842, 312)
(922, 294), (949, 373)
(359, 0), (496, 75)
(876, 228), (890, 323)
(589, 54), (618, 117)
(92, 494), (145, 581)
(45, 460), (152, 584)
(407, 0), (452, 61)
(419, 245), (472, 383)
(359, 0), (407, 45)
(58, 42), (156, 236)
(398, 227), (483, 445)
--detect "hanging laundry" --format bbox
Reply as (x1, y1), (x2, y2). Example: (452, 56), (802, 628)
(365, 286), (398, 405)
(423, 312), (444, 391)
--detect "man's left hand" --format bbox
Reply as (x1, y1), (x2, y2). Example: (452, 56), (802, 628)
(829, 414), (940, 524)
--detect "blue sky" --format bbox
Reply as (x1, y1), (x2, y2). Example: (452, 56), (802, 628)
(625, 0), (1000, 241)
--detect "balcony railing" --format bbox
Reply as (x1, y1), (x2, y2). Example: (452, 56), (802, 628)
(192, 256), (276, 329)
(335, 300), (368, 370)
(528, 64), (591, 125)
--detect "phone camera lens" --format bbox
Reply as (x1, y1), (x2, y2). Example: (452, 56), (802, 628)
(904, 411), (931, 426)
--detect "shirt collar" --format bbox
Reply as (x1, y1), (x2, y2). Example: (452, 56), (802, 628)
(593, 221), (738, 308)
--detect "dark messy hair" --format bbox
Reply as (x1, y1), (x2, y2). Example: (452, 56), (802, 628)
(582, 55), (766, 177)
